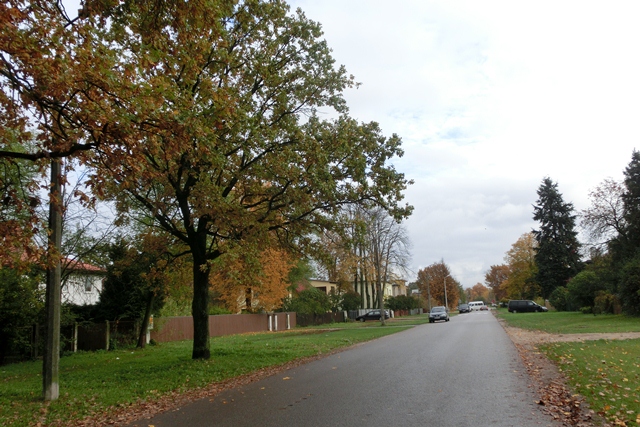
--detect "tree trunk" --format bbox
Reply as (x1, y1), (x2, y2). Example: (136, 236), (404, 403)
(245, 287), (252, 313)
(191, 254), (211, 359)
(137, 291), (154, 349)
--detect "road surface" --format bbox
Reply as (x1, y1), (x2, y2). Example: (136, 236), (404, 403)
(127, 311), (560, 426)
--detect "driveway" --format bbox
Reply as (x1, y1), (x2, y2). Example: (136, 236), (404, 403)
(125, 311), (562, 427)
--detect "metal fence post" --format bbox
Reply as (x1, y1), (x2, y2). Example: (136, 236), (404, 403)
(105, 321), (110, 351)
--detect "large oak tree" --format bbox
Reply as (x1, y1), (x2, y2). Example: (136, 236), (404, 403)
(85, 0), (412, 359)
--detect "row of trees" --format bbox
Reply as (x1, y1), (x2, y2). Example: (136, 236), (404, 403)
(484, 152), (640, 315)
(312, 205), (412, 323)
(0, 0), (412, 399)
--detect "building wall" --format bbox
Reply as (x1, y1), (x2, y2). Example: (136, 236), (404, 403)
(62, 273), (104, 305)
(308, 279), (337, 295)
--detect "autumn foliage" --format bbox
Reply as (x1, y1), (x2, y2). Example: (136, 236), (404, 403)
(416, 261), (459, 310)
(1, 1), (412, 361)
(210, 247), (295, 313)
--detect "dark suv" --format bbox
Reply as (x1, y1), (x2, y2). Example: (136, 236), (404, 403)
(458, 303), (470, 313)
(508, 300), (548, 313)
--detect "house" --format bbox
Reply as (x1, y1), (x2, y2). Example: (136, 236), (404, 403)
(60, 259), (106, 305)
(308, 279), (338, 295)
(391, 279), (408, 297)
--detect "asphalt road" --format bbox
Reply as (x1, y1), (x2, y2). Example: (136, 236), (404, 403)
(128, 311), (561, 427)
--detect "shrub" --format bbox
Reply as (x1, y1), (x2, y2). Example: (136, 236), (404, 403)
(549, 286), (571, 311)
(593, 291), (621, 314)
(341, 290), (361, 311)
(580, 306), (593, 314)
(386, 295), (420, 311)
(0, 268), (44, 364)
(619, 256), (640, 315)
(209, 305), (233, 315)
(282, 288), (331, 315)
(567, 270), (604, 310)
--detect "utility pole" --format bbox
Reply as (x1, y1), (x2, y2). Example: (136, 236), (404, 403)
(444, 274), (451, 310)
(43, 159), (62, 401)
(426, 277), (432, 312)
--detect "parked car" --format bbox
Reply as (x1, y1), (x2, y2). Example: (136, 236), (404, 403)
(356, 309), (390, 322)
(479, 305), (489, 311)
(507, 300), (548, 313)
(429, 306), (450, 323)
(458, 303), (470, 313)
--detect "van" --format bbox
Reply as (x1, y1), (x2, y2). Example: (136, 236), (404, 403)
(468, 301), (485, 311)
(507, 300), (548, 313)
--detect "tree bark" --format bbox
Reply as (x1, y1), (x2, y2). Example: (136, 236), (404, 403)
(43, 159), (62, 401)
(137, 291), (155, 349)
(191, 253), (211, 359)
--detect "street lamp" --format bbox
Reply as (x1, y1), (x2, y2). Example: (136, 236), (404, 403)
(444, 274), (451, 310)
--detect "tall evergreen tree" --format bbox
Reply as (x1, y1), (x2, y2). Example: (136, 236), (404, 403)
(611, 150), (640, 260)
(607, 151), (640, 314)
(532, 177), (582, 298)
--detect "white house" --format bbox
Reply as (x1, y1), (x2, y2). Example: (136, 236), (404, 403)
(60, 259), (106, 305)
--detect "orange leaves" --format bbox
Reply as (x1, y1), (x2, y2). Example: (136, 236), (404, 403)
(210, 246), (295, 313)
(416, 261), (459, 309)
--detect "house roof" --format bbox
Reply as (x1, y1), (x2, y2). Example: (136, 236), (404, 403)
(64, 259), (106, 273)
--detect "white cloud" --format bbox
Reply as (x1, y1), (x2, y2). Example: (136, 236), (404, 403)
(59, 0), (640, 288)
(292, 0), (640, 287)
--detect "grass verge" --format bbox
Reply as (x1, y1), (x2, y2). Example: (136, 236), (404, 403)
(543, 340), (640, 427)
(497, 309), (640, 426)
(1, 321), (414, 427)
(494, 310), (640, 334)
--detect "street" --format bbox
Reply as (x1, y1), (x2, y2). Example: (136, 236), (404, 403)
(127, 311), (561, 427)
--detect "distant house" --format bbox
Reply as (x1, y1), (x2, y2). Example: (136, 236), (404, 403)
(308, 279), (338, 295)
(60, 259), (106, 305)
(391, 279), (408, 297)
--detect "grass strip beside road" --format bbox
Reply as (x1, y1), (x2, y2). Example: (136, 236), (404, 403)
(1, 321), (415, 427)
(497, 309), (640, 426)
(543, 340), (640, 427)
(494, 310), (640, 334)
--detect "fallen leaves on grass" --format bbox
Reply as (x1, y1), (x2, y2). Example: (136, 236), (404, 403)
(515, 342), (594, 427)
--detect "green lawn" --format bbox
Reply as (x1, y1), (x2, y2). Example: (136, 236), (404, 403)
(1, 319), (418, 427)
(544, 339), (640, 427)
(494, 309), (640, 334)
(497, 309), (640, 426)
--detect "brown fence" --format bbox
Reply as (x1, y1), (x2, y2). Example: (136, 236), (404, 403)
(2, 313), (302, 364)
(150, 313), (295, 343)
(296, 312), (346, 327)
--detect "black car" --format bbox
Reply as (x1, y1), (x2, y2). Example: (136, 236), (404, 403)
(356, 309), (390, 322)
(429, 306), (450, 323)
(458, 303), (470, 313)
(507, 300), (548, 313)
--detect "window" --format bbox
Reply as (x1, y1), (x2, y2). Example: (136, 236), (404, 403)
(83, 277), (92, 293)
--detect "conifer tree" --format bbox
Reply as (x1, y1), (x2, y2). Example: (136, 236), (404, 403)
(614, 150), (640, 259)
(532, 177), (582, 298)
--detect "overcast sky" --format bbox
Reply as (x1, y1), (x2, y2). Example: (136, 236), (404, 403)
(60, 1), (640, 289)
(288, 0), (640, 288)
